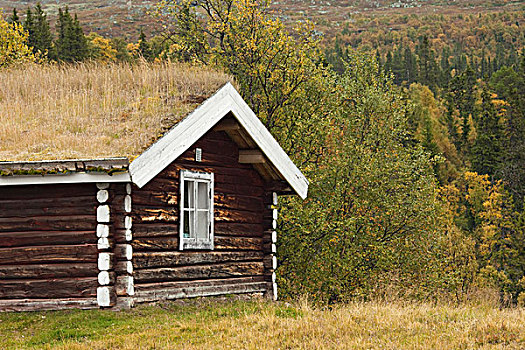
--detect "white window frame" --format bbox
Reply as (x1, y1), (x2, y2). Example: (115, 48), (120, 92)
(179, 170), (214, 250)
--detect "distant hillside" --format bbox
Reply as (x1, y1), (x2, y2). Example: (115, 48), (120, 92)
(0, 0), (157, 39)
(1, 0), (522, 39)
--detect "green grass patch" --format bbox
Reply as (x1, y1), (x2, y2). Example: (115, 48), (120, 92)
(1, 297), (524, 349)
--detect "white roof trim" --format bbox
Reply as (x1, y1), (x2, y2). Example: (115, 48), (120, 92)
(0, 172), (131, 186)
(129, 83), (309, 199)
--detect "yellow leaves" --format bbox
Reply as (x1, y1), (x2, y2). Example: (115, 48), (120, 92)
(87, 33), (117, 62)
(0, 16), (37, 67)
(127, 42), (140, 57)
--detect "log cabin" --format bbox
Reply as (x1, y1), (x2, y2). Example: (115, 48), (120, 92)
(0, 64), (308, 312)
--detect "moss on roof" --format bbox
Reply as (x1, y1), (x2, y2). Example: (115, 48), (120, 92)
(0, 62), (231, 162)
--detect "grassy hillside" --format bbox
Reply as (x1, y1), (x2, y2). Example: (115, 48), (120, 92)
(1, 297), (525, 349)
(0, 0), (522, 39)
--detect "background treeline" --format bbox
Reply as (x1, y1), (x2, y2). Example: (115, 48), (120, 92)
(329, 11), (523, 83)
(2, 1), (525, 306)
(6, 4), (163, 63)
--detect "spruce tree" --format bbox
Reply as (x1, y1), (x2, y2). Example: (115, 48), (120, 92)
(55, 7), (88, 62)
(403, 46), (416, 84)
(392, 44), (404, 84)
(71, 14), (88, 60)
(138, 29), (153, 60)
(32, 3), (54, 58)
(440, 47), (451, 87)
(417, 36), (431, 86)
(385, 51), (393, 75)
(9, 8), (20, 25)
(24, 8), (35, 48)
(471, 84), (504, 176)
(491, 59), (525, 208)
(446, 66), (476, 159)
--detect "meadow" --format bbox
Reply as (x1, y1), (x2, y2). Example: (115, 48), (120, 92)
(1, 297), (525, 349)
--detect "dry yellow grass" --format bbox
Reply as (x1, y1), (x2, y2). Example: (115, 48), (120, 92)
(1, 298), (524, 349)
(0, 62), (231, 161)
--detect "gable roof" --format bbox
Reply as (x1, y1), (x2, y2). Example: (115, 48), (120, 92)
(130, 83), (309, 199)
(0, 70), (308, 198)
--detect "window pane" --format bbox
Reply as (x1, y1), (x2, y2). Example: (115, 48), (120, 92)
(196, 211), (209, 240)
(183, 210), (194, 238)
(184, 180), (194, 208)
(197, 182), (209, 209)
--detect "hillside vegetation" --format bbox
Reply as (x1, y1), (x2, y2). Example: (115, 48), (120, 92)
(1, 298), (525, 349)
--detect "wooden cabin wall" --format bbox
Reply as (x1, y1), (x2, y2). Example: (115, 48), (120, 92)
(0, 184), (99, 311)
(131, 130), (272, 302)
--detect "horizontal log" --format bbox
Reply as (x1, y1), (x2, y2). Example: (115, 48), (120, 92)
(132, 236), (263, 251)
(127, 205), (263, 226)
(0, 195), (96, 211)
(68, 222), (262, 244)
(0, 230), (95, 248)
(160, 166), (264, 187)
(0, 298), (98, 312)
(132, 236), (178, 251)
(135, 275), (265, 290)
(0, 204), (97, 219)
(215, 236), (264, 250)
(0, 263), (98, 279)
(133, 251), (263, 269)
(0, 184), (95, 201)
(132, 224), (178, 238)
(215, 182), (264, 198)
(215, 208), (262, 224)
(141, 176), (264, 197)
(130, 207), (178, 224)
(215, 193), (264, 212)
(141, 177), (177, 192)
(130, 191), (264, 213)
(134, 280), (267, 303)
(215, 222), (264, 237)
(0, 277), (97, 299)
(129, 191), (178, 207)
(0, 244), (98, 265)
(132, 222), (267, 239)
(134, 261), (264, 283)
(0, 215), (96, 232)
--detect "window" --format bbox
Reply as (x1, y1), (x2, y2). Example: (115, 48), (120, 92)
(179, 170), (214, 250)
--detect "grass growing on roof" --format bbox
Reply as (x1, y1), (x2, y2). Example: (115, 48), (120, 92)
(0, 62), (231, 161)
(1, 297), (525, 349)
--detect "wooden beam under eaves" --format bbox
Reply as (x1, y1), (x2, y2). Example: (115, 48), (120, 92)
(213, 118), (240, 132)
(239, 150), (266, 164)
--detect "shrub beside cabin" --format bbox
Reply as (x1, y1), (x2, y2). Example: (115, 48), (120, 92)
(0, 69), (308, 311)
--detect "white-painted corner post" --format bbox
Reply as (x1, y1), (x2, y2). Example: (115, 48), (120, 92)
(96, 182), (115, 308)
(122, 183), (134, 299)
(271, 192), (278, 301)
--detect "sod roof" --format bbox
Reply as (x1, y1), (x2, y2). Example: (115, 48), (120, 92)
(0, 62), (231, 164)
